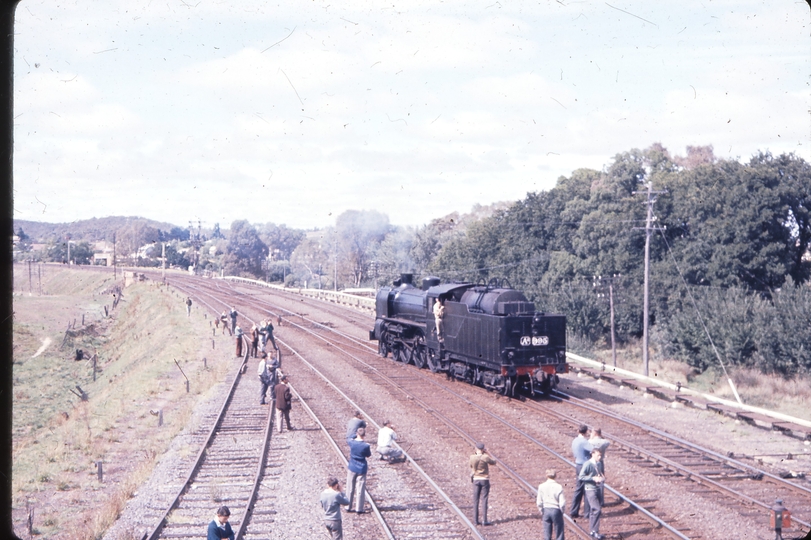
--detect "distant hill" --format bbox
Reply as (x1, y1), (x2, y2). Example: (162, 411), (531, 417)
(14, 216), (182, 243)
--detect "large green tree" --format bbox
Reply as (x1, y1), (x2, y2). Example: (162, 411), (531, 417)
(222, 220), (268, 278)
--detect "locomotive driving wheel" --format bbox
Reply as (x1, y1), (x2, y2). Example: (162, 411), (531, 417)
(412, 334), (427, 369)
(378, 331), (390, 358)
(394, 343), (409, 364)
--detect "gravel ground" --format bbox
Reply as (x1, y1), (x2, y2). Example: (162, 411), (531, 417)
(103, 285), (811, 540)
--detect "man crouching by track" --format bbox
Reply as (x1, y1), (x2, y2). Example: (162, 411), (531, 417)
(376, 420), (405, 463)
(207, 506), (234, 540)
(320, 477), (351, 540)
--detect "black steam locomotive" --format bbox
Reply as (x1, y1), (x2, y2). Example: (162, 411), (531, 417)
(369, 274), (567, 395)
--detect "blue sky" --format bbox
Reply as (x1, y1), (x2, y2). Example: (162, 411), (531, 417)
(12, 1), (810, 230)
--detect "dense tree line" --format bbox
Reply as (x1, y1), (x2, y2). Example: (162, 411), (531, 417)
(425, 145), (811, 376)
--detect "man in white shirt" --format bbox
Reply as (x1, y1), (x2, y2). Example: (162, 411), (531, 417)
(536, 469), (566, 540)
(376, 421), (404, 462)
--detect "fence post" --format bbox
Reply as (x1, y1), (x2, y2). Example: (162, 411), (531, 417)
(158, 410), (163, 427)
(96, 461), (103, 482)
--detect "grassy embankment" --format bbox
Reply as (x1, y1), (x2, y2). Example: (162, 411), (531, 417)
(12, 265), (232, 539)
(584, 343), (811, 420)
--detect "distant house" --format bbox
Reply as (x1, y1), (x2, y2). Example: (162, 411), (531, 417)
(92, 241), (115, 266)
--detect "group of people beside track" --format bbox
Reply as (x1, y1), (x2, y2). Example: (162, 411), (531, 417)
(465, 423), (610, 540)
(317, 411), (407, 539)
(199, 299), (611, 540)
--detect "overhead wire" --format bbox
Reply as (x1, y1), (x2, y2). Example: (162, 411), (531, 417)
(657, 228), (744, 404)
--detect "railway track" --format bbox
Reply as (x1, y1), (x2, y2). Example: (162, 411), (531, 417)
(166, 276), (485, 540)
(148, 273), (810, 538)
(178, 276), (693, 538)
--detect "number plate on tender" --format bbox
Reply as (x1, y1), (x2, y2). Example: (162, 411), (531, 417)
(532, 336), (549, 346)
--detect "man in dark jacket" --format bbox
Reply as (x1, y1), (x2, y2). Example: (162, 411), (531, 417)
(346, 427), (372, 513)
(207, 506), (234, 540)
(273, 375), (293, 433)
(229, 307), (238, 333)
(346, 410), (366, 444)
(579, 448), (606, 539)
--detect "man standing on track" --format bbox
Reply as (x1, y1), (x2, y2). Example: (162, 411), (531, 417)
(346, 410), (366, 444)
(220, 311), (231, 335)
(346, 427), (371, 514)
(250, 324), (259, 358)
(469, 442), (496, 526)
(320, 477), (350, 540)
(537, 469), (566, 540)
(273, 375), (293, 432)
(569, 424), (593, 519)
(579, 448), (605, 540)
(234, 325), (244, 357)
(589, 427), (610, 504)
(229, 307), (238, 334)
(257, 352), (278, 405)
(185, 296), (192, 317)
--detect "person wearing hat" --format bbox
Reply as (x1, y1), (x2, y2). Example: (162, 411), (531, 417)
(579, 447), (605, 540)
(273, 375), (293, 432)
(469, 442), (496, 526)
(536, 469), (566, 540)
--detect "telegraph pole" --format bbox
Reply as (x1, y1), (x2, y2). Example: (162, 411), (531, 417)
(162, 242), (166, 279)
(634, 182), (667, 377)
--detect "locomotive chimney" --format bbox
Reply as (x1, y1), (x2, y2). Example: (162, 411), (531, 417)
(400, 273), (414, 285)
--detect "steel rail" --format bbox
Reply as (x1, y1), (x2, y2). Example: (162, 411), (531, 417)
(554, 390), (811, 498)
(269, 312), (594, 539)
(197, 277), (697, 537)
(172, 278), (481, 540)
(142, 350), (256, 540)
(278, 337), (486, 540)
(227, 279), (811, 526)
(548, 391), (811, 530)
(284, 373), (396, 540)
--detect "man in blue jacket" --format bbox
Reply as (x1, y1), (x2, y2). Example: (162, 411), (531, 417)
(569, 424), (593, 518)
(207, 506), (234, 540)
(346, 427), (372, 513)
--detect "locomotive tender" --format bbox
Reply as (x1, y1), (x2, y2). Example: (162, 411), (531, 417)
(369, 274), (567, 395)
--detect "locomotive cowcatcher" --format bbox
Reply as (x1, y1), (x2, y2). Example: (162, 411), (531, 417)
(369, 274), (567, 395)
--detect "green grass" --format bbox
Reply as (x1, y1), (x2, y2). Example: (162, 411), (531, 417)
(590, 343), (811, 421)
(12, 266), (231, 539)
